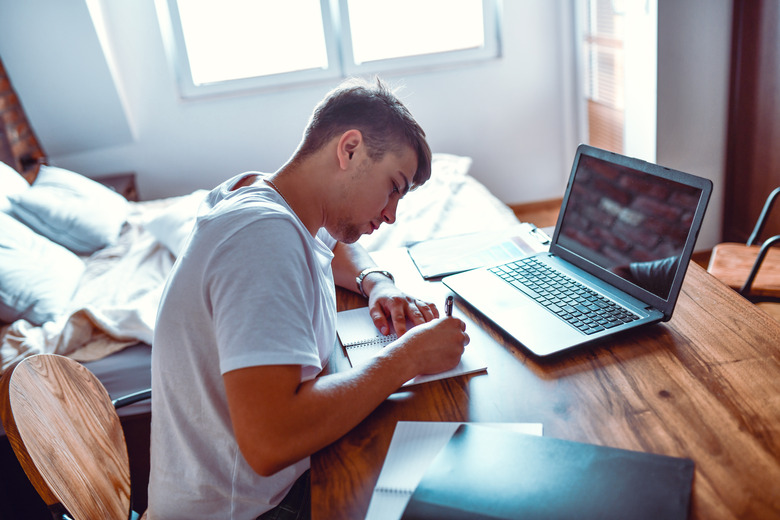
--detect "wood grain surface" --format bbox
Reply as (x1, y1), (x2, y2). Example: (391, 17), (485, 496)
(312, 248), (780, 520)
(708, 242), (780, 297)
(2, 355), (132, 520)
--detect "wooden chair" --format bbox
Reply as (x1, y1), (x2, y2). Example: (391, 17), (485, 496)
(0, 354), (150, 520)
(708, 187), (780, 309)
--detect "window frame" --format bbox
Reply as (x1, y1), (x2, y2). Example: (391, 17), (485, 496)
(156, 0), (342, 99)
(156, 0), (502, 100)
(338, 0), (502, 77)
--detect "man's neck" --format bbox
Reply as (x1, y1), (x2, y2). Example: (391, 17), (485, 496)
(271, 155), (333, 237)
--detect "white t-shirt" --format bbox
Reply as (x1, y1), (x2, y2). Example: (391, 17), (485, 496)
(147, 174), (337, 519)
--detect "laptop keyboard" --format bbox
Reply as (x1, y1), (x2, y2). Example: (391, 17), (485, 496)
(489, 257), (639, 335)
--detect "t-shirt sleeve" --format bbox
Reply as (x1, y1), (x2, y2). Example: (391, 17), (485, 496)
(205, 216), (323, 375)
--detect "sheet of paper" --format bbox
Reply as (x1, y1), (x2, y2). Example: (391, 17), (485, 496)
(337, 307), (398, 347)
(401, 349), (486, 387)
(407, 223), (550, 279)
(364, 421), (544, 520)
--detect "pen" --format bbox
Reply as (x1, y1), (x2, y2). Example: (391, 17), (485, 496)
(444, 295), (454, 317)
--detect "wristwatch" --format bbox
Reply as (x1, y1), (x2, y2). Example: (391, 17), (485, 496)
(356, 268), (395, 298)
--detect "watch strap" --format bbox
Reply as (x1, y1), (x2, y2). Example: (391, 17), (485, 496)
(356, 268), (394, 298)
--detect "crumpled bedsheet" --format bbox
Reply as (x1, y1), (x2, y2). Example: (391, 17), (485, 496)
(1, 204), (174, 372)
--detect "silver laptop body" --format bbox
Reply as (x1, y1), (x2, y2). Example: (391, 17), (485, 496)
(442, 144), (712, 357)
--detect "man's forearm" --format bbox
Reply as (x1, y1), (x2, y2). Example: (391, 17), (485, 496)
(331, 241), (376, 292)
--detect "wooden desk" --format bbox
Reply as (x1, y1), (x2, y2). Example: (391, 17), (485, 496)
(312, 248), (780, 519)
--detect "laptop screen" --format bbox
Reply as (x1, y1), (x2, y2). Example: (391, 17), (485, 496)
(555, 153), (704, 301)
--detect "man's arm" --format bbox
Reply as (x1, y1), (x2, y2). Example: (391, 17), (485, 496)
(223, 316), (468, 476)
(331, 241), (438, 335)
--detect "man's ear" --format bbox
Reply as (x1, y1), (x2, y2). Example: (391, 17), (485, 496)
(337, 129), (363, 170)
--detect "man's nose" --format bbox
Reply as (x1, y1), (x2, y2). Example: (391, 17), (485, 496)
(381, 198), (399, 224)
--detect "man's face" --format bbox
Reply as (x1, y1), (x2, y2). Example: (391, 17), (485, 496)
(330, 145), (418, 244)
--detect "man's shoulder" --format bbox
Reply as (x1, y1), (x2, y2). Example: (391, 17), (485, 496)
(202, 191), (298, 232)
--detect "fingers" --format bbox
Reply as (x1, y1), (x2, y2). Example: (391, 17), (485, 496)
(370, 310), (391, 336)
(416, 318), (470, 374)
(421, 300), (440, 320)
(448, 318), (470, 347)
(460, 318), (470, 346)
(371, 296), (440, 336)
(399, 298), (440, 334)
(391, 311), (408, 337)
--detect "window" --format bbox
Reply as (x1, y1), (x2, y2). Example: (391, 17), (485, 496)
(577, 0), (657, 161)
(582, 0), (626, 153)
(156, 0), (501, 99)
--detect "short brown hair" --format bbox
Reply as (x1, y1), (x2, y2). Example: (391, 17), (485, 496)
(295, 77), (432, 186)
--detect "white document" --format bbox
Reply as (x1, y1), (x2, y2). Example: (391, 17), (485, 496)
(364, 421), (544, 520)
(407, 223), (551, 279)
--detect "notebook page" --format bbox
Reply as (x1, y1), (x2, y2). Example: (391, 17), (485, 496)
(337, 307), (396, 347)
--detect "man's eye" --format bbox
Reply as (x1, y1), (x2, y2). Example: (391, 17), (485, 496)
(391, 184), (400, 195)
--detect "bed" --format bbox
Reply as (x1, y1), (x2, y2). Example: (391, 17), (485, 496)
(0, 152), (521, 517)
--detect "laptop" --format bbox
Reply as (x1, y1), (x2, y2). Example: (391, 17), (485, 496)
(442, 144), (712, 357)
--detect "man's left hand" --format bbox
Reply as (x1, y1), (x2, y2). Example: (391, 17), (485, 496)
(367, 278), (439, 336)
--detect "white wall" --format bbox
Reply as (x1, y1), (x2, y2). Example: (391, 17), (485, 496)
(0, 0), (731, 248)
(0, 0), (578, 203)
(656, 0), (732, 249)
(0, 0), (135, 155)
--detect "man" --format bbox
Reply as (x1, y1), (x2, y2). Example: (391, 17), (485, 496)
(147, 78), (469, 519)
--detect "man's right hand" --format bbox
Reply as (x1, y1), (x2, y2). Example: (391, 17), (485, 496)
(392, 317), (469, 376)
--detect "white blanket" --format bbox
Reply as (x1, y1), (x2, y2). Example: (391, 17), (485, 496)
(1, 203), (174, 371)
(0, 154), (520, 373)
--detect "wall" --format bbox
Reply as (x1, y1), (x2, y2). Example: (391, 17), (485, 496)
(0, 0), (578, 203)
(656, 0), (732, 249)
(0, 0), (135, 156)
(0, 0), (732, 249)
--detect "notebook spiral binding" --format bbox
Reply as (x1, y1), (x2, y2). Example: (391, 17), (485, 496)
(374, 485), (413, 495)
(345, 334), (398, 349)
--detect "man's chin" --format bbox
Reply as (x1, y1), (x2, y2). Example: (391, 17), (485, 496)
(339, 235), (361, 244)
(329, 227), (362, 244)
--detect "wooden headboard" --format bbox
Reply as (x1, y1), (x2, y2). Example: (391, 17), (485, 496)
(0, 55), (46, 184)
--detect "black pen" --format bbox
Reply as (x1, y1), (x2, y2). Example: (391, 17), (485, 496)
(444, 295), (454, 317)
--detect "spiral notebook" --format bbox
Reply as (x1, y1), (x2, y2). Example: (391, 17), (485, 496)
(336, 307), (487, 388)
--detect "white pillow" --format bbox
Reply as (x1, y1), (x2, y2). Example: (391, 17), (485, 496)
(9, 165), (129, 255)
(1, 161), (29, 214)
(145, 189), (208, 257)
(0, 212), (85, 325)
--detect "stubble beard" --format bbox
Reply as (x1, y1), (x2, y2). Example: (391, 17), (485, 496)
(332, 219), (364, 244)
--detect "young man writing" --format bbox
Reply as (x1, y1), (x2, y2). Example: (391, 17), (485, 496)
(147, 78), (469, 519)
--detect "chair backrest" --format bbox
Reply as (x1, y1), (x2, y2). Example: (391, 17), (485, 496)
(0, 354), (132, 520)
